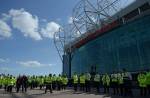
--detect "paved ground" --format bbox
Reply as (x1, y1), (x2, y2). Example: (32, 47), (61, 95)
(0, 88), (150, 98)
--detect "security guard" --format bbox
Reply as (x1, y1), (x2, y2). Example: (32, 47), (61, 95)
(111, 72), (118, 95)
(62, 74), (68, 90)
(85, 72), (91, 92)
(52, 74), (57, 90)
(102, 73), (110, 94)
(57, 74), (62, 91)
(39, 76), (44, 90)
(30, 75), (35, 89)
(146, 70), (150, 95)
(7, 75), (14, 93)
(4, 75), (9, 91)
(122, 69), (132, 96)
(72, 72), (78, 91)
(0, 75), (3, 89)
(44, 74), (53, 93)
(117, 72), (124, 96)
(138, 72), (147, 96)
(94, 73), (100, 93)
(79, 73), (85, 91)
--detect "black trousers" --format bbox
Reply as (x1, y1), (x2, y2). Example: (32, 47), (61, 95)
(119, 84), (124, 96)
(45, 84), (52, 93)
(22, 83), (27, 92)
(111, 82), (118, 95)
(147, 85), (150, 94)
(85, 81), (91, 92)
(16, 84), (21, 93)
(80, 83), (85, 91)
(94, 82), (100, 93)
(62, 84), (67, 90)
(103, 85), (109, 93)
(57, 82), (62, 91)
(52, 82), (56, 90)
(7, 85), (13, 92)
(123, 84), (133, 96)
(40, 84), (43, 90)
(140, 87), (147, 96)
(0, 85), (2, 89)
(74, 83), (78, 91)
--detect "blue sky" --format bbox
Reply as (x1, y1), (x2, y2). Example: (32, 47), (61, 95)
(0, 0), (80, 76)
(0, 0), (135, 76)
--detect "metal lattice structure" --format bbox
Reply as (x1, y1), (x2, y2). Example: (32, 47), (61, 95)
(54, 24), (79, 61)
(72, 0), (135, 34)
(54, 0), (135, 61)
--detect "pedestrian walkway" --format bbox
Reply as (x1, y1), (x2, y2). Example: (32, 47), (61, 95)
(0, 88), (150, 98)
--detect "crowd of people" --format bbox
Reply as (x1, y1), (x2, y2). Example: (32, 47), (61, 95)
(0, 69), (150, 97)
(71, 69), (150, 97)
(0, 74), (68, 93)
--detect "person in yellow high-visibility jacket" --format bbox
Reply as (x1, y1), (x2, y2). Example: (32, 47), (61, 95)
(79, 73), (85, 91)
(138, 72), (147, 96)
(0, 75), (3, 89)
(117, 72), (124, 96)
(94, 73), (100, 93)
(44, 74), (53, 93)
(146, 70), (150, 95)
(72, 72), (78, 91)
(62, 74), (68, 90)
(111, 72), (118, 95)
(102, 73), (110, 94)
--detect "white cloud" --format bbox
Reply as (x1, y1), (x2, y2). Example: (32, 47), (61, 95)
(68, 17), (74, 24)
(41, 21), (60, 39)
(0, 58), (9, 63)
(9, 9), (42, 40)
(17, 60), (52, 68)
(0, 20), (12, 38)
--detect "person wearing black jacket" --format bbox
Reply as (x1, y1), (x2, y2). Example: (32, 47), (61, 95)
(21, 75), (28, 92)
(16, 75), (21, 93)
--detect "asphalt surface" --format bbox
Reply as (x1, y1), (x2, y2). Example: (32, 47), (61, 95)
(0, 88), (150, 98)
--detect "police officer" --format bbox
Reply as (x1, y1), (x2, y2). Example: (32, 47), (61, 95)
(39, 76), (44, 90)
(7, 76), (13, 92)
(72, 72), (78, 91)
(102, 73), (110, 94)
(138, 72), (147, 96)
(122, 68), (132, 96)
(111, 72), (118, 95)
(94, 73), (100, 93)
(146, 70), (150, 95)
(0, 75), (2, 89)
(30, 75), (35, 89)
(117, 72), (124, 96)
(85, 72), (91, 92)
(52, 74), (57, 90)
(79, 73), (85, 91)
(44, 74), (53, 93)
(57, 74), (62, 91)
(4, 75), (9, 91)
(62, 74), (68, 90)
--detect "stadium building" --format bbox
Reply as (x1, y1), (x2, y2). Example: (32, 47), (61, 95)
(63, 0), (150, 78)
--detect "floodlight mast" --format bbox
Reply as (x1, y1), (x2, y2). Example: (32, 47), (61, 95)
(53, 24), (79, 62)
(72, 0), (130, 34)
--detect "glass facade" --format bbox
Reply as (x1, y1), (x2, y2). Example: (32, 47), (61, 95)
(70, 15), (150, 75)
